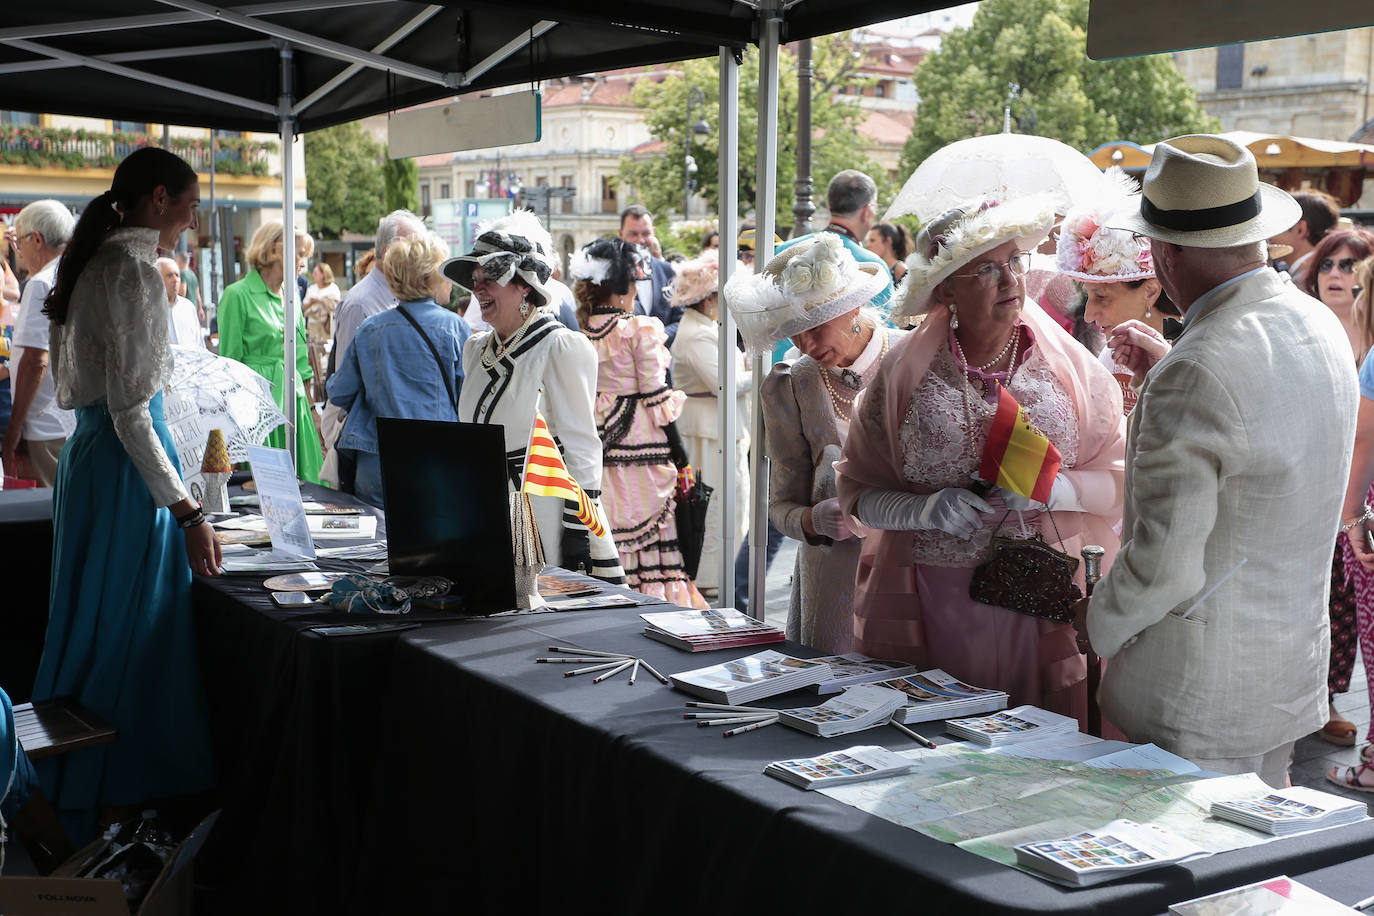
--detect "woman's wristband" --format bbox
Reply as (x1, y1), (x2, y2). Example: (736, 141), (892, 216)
(1340, 504), (1373, 532)
(174, 506), (207, 529)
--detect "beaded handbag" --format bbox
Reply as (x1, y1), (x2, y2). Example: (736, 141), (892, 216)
(969, 510), (1081, 623)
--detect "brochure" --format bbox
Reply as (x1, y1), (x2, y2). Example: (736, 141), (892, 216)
(945, 705), (1078, 746)
(669, 650), (832, 705)
(1209, 786), (1368, 836)
(765, 745), (915, 790)
(807, 654), (918, 694)
(245, 446), (315, 560)
(641, 607), (784, 652)
(877, 669), (1010, 723)
(1014, 819), (1206, 887)
(776, 685), (908, 738)
(1170, 875), (1359, 914)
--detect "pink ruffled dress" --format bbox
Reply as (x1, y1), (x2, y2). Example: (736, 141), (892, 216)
(583, 312), (707, 609)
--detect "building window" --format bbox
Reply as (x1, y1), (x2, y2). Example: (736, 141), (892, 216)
(439, 182), (451, 199)
(875, 83), (886, 98)
(560, 175), (575, 214)
(0, 111), (38, 126)
(465, 179), (475, 198)
(112, 120), (146, 134)
(600, 176), (617, 213)
(420, 183), (431, 218)
(1216, 44), (1244, 90)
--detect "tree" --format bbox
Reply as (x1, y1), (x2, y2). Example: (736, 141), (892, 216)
(618, 34), (891, 232)
(303, 122), (386, 240)
(382, 150), (419, 214)
(899, 0), (1219, 176)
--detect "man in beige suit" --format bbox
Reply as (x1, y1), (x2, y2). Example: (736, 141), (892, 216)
(1075, 135), (1359, 788)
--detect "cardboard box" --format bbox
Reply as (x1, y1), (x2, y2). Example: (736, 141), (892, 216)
(0, 811), (216, 916)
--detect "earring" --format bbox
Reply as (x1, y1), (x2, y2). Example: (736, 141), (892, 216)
(519, 299), (531, 318)
(851, 319), (862, 334)
(950, 304), (959, 330)
(1144, 306), (1152, 319)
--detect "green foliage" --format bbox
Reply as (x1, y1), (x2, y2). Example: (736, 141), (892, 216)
(899, 0), (1219, 175)
(304, 123), (386, 240)
(618, 34), (892, 231)
(0, 125), (275, 175)
(382, 150), (419, 213)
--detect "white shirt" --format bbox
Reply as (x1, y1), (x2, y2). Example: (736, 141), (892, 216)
(49, 228), (188, 506)
(13, 255), (75, 441)
(168, 295), (203, 348)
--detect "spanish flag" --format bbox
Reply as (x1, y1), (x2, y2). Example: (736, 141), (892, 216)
(522, 412), (606, 537)
(979, 386), (1061, 504)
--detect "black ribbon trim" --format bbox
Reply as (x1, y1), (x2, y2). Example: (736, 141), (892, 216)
(1139, 191), (1261, 232)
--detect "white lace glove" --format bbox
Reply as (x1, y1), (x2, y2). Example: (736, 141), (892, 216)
(855, 487), (993, 540)
(809, 497), (853, 541)
(999, 487), (1040, 511)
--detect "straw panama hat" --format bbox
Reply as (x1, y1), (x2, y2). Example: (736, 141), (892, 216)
(894, 196), (1057, 321)
(724, 234), (886, 352)
(1111, 134), (1301, 249)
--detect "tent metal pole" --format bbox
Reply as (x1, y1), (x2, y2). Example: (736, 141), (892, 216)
(716, 45), (739, 609)
(293, 5), (445, 115)
(279, 43), (299, 470)
(749, 3), (781, 619)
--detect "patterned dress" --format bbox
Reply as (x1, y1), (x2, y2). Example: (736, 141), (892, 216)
(583, 311), (706, 608)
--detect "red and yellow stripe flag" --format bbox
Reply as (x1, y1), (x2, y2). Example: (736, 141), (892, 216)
(980, 386), (1061, 504)
(522, 412), (606, 537)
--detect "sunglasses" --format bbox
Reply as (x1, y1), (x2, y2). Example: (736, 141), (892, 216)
(1318, 258), (1359, 275)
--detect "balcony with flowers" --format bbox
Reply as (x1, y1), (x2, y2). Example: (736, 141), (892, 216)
(0, 124), (278, 178)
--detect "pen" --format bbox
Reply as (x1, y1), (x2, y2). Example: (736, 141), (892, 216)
(592, 660), (635, 683)
(683, 711), (768, 719)
(1352, 893), (1374, 911)
(889, 720), (938, 749)
(628, 659), (640, 685)
(537, 657), (629, 664)
(547, 646), (634, 658)
(564, 661), (623, 677)
(685, 702), (774, 713)
(636, 657), (671, 685)
(724, 718), (779, 737)
(697, 714), (776, 727)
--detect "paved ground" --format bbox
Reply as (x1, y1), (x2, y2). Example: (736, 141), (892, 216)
(757, 540), (1374, 810)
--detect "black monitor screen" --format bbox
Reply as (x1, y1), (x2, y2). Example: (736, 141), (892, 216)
(377, 418), (516, 615)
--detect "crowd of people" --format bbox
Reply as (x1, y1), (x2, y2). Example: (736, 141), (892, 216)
(5, 132), (1374, 854)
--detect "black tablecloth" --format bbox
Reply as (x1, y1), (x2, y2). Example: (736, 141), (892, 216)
(351, 609), (1374, 916)
(0, 487), (54, 703)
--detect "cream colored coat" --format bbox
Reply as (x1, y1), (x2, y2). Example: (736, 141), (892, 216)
(1089, 269), (1358, 759)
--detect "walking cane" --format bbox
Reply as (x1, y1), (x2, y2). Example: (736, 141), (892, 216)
(1081, 545), (1105, 738)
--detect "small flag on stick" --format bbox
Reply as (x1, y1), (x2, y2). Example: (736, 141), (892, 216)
(523, 412), (606, 537)
(980, 386), (1061, 504)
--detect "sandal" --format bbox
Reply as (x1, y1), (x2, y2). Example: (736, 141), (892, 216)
(1363, 744), (1373, 764)
(1326, 761), (1374, 793)
(1319, 715), (1358, 746)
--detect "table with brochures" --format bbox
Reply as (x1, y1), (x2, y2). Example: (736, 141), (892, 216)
(344, 606), (1374, 916)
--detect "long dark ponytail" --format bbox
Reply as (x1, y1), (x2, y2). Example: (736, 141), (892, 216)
(45, 147), (197, 324)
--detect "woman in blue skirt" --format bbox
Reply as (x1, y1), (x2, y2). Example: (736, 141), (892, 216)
(35, 147), (221, 841)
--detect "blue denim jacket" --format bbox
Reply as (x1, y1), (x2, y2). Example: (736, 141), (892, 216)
(327, 298), (471, 455)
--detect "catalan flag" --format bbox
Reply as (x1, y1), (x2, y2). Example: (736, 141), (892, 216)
(980, 386), (1061, 504)
(522, 412), (606, 537)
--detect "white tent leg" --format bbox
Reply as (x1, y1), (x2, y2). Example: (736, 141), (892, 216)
(279, 44), (299, 470)
(716, 45), (739, 608)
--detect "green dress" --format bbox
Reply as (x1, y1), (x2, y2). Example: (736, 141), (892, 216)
(217, 269), (324, 483)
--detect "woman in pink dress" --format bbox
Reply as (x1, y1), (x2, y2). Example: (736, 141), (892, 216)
(836, 199), (1127, 726)
(571, 238), (706, 609)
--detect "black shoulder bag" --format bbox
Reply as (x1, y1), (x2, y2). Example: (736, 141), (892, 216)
(395, 305), (460, 415)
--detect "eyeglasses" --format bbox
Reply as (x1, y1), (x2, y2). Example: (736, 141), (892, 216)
(949, 251), (1031, 287)
(7, 232), (36, 248)
(1319, 258), (1359, 275)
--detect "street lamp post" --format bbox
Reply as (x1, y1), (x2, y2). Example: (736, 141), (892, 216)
(684, 85), (710, 219)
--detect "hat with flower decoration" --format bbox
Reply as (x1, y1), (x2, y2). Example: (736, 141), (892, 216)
(1056, 169), (1155, 284)
(723, 234), (886, 353)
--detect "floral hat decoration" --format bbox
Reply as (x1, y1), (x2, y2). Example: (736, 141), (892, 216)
(1056, 169), (1154, 284)
(895, 196), (1057, 321)
(668, 251), (724, 308)
(723, 233), (886, 353)
(441, 209), (556, 307)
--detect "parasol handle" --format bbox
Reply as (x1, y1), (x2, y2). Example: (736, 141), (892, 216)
(1080, 544), (1105, 739)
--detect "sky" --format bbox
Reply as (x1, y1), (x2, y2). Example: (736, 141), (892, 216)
(862, 3), (981, 41)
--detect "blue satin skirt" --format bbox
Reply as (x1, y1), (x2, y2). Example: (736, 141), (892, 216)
(32, 392), (213, 838)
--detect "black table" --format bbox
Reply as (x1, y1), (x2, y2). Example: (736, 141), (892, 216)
(350, 609), (1374, 916)
(0, 487), (54, 703)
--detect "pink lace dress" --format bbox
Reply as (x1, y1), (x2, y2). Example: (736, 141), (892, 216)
(584, 312), (706, 609)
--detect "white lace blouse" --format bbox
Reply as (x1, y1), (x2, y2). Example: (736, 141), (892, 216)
(899, 340), (1079, 567)
(50, 227), (189, 507)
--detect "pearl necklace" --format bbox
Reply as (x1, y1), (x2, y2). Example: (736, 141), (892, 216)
(821, 333), (889, 422)
(480, 309), (539, 370)
(955, 327), (1021, 453)
(953, 326), (1017, 372)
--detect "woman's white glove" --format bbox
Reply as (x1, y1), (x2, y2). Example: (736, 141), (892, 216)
(855, 487), (993, 540)
(997, 476), (1083, 513)
(999, 488), (1040, 511)
(809, 497), (853, 541)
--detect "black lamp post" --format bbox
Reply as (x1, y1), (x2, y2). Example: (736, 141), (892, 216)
(684, 85), (710, 219)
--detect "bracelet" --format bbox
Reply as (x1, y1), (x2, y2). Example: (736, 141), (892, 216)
(174, 507), (206, 529)
(1340, 504), (1373, 532)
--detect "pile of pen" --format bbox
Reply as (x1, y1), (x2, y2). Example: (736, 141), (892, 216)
(684, 701), (780, 737)
(536, 645), (669, 686)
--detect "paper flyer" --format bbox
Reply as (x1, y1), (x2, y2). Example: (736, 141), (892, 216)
(246, 445), (315, 559)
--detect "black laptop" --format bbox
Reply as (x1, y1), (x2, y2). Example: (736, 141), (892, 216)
(377, 417), (516, 615)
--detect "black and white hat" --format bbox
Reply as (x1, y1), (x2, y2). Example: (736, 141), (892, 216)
(441, 209), (555, 307)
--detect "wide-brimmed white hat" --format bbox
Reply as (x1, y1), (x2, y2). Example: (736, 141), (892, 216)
(723, 234), (886, 352)
(1056, 168), (1154, 284)
(1111, 134), (1300, 248)
(894, 197), (1056, 320)
(441, 209), (556, 307)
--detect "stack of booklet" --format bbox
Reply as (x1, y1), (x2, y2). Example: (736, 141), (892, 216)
(669, 650), (832, 705)
(945, 705), (1079, 746)
(641, 608), (784, 652)
(1209, 786), (1368, 836)
(876, 669), (1010, 723)
(806, 654), (917, 695)
(1170, 876), (1360, 914)
(764, 745), (915, 790)
(777, 685), (909, 737)
(1014, 819), (1205, 887)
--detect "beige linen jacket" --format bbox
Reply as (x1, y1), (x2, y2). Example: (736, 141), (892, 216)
(1089, 268), (1358, 759)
